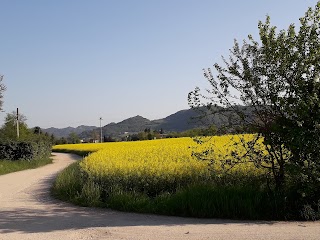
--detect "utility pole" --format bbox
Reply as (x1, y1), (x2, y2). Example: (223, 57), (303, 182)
(99, 117), (103, 143)
(16, 108), (19, 139)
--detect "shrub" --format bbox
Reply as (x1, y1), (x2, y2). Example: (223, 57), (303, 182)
(0, 140), (52, 161)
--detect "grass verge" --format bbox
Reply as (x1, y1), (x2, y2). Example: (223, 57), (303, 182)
(107, 185), (286, 220)
(0, 157), (53, 175)
(52, 161), (288, 220)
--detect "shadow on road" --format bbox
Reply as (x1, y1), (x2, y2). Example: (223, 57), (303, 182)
(0, 205), (275, 234)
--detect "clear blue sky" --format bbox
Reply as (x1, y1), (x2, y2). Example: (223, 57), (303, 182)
(0, 0), (318, 128)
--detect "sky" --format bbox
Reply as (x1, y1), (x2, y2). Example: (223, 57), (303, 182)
(0, 0), (318, 128)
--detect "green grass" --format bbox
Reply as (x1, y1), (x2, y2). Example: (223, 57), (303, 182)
(0, 157), (53, 175)
(107, 185), (286, 220)
(51, 162), (84, 203)
(52, 161), (290, 220)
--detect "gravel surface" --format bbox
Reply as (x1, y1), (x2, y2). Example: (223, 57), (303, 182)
(0, 152), (319, 240)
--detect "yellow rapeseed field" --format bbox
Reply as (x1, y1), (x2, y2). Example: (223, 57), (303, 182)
(53, 135), (266, 195)
(53, 142), (108, 152)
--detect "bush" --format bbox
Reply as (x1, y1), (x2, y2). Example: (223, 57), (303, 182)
(0, 140), (52, 161)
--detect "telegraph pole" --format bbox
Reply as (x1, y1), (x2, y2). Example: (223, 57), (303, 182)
(99, 117), (103, 143)
(16, 108), (19, 138)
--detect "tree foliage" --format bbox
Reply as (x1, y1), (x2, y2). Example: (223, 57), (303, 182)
(68, 132), (80, 144)
(0, 111), (30, 140)
(189, 2), (320, 217)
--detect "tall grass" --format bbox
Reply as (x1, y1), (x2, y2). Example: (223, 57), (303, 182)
(52, 163), (286, 219)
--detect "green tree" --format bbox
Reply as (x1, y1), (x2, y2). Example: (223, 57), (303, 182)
(0, 111), (30, 140)
(189, 2), (320, 213)
(91, 129), (99, 142)
(56, 137), (67, 145)
(50, 133), (56, 144)
(33, 126), (42, 135)
(68, 132), (80, 144)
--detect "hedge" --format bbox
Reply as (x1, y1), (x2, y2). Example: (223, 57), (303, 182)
(0, 140), (52, 161)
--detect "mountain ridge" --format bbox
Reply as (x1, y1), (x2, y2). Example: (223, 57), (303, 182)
(43, 106), (239, 139)
(42, 108), (203, 138)
(43, 125), (97, 138)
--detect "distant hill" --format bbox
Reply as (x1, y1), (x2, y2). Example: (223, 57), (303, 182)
(43, 125), (97, 138)
(155, 109), (204, 132)
(44, 106), (251, 139)
(80, 107), (218, 139)
(79, 115), (158, 139)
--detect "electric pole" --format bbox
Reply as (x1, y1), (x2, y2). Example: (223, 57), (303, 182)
(99, 117), (103, 143)
(16, 108), (19, 139)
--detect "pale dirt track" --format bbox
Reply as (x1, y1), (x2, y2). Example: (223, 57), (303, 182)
(0, 153), (319, 240)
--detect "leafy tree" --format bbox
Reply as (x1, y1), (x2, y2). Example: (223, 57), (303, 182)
(189, 2), (320, 214)
(0, 111), (30, 140)
(0, 75), (5, 111)
(137, 131), (147, 140)
(91, 129), (99, 142)
(147, 132), (153, 140)
(68, 132), (80, 144)
(144, 128), (151, 133)
(57, 137), (68, 145)
(50, 134), (56, 144)
(104, 135), (116, 142)
(33, 126), (42, 135)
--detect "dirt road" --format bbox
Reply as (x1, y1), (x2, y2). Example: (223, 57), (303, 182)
(0, 152), (319, 240)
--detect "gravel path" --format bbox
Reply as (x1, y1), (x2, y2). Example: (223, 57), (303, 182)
(0, 152), (319, 240)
